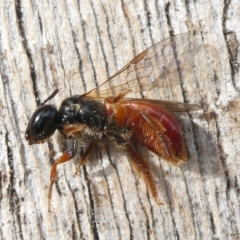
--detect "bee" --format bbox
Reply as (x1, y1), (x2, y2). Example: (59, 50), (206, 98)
(25, 33), (202, 209)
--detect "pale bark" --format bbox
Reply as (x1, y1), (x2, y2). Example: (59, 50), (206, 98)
(0, 0), (240, 239)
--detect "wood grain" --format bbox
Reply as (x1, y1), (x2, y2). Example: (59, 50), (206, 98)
(0, 0), (240, 239)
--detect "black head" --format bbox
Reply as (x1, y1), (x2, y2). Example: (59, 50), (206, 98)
(25, 105), (60, 145)
(25, 89), (60, 145)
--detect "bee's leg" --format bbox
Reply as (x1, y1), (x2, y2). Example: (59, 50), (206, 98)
(62, 123), (86, 138)
(126, 144), (161, 205)
(75, 143), (94, 174)
(48, 140), (77, 212)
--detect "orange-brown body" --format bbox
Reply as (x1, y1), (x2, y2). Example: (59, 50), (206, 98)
(105, 97), (187, 165)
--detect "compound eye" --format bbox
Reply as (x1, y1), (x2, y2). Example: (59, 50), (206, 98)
(25, 105), (58, 144)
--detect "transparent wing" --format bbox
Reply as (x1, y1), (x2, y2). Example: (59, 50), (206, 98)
(122, 98), (203, 112)
(83, 33), (208, 99)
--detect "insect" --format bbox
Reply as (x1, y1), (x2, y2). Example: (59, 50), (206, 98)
(25, 33), (203, 209)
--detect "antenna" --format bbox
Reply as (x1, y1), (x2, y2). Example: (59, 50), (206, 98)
(40, 89), (59, 106)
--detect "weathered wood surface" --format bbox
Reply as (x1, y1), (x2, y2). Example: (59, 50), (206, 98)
(0, 0), (240, 239)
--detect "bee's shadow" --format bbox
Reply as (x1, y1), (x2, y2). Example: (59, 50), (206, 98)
(179, 113), (224, 179)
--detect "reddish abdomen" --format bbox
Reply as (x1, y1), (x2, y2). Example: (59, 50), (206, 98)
(111, 100), (187, 165)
